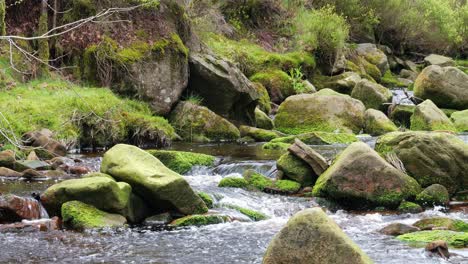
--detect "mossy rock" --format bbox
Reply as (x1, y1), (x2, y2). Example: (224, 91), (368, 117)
(223, 204), (268, 221)
(275, 89), (366, 134)
(314, 72), (361, 95)
(410, 100), (456, 132)
(364, 109), (398, 136)
(255, 108), (274, 130)
(253, 83), (272, 114)
(61, 201), (127, 230)
(415, 184), (449, 207)
(147, 150), (215, 174)
(381, 70), (409, 88)
(250, 70), (295, 104)
(218, 177), (249, 188)
(397, 201), (423, 214)
(170, 214), (229, 227)
(451, 110), (468, 132)
(243, 169), (273, 191)
(277, 153), (315, 187)
(397, 230), (468, 248)
(81, 172), (115, 181)
(413, 217), (468, 232)
(271, 132), (358, 145)
(351, 79), (392, 110)
(389, 105), (415, 128)
(239, 126), (283, 142)
(262, 142), (290, 151)
(274, 180), (301, 193)
(197, 192), (214, 209)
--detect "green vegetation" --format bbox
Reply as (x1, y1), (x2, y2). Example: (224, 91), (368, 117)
(147, 150), (215, 174)
(0, 76), (175, 147)
(397, 201), (422, 214)
(218, 177), (249, 188)
(223, 204), (268, 221)
(381, 71), (407, 88)
(61, 201), (126, 230)
(198, 192), (214, 209)
(397, 230), (468, 248)
(274, 180), (301, 193)
(262, 142), (290, 151)
(171, 214), (229, 227)
(271, 132), (358, 145)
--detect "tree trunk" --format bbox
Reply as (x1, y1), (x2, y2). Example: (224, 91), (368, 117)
(0, 0), (5, 36)
(38, 0), (50, 77)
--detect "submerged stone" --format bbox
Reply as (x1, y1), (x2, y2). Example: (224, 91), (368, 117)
(380, 223), (419, 236)
(170, 214), (229, 227)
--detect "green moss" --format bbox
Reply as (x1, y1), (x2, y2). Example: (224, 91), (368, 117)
(253, 83), (271, 114)
(224, 204), (268, 221)
(82, 172), (115, 181)
(277, 153), (314, 186)
(0, 77), (175, 148)
(250, 70), (295, 101)
(218, 177), (249, 188)
(262, 142), (290, 151)
(171, 214), (229, 227)
(381, 70), (407, 88)
(244, 170), (273, 191)
(239, 126), (282, 142)
(410, 113), (456, 132)
(198, 192), (214, 209)
(413, 217), (468, 232)
(147, 150), (215, 174)
(397, 230), (468, 248)
(274, 180), (301, 193)
(271, 132), (357, 145)
(61, 201), (126, 230)
(397, 201), (422, 213)
(415, 184), (449, 207)
(451, 110), (468, 132)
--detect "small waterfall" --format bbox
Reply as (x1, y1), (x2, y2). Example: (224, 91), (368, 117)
(391, 89), (415, 105)
(38, 201), (49, 219)
(187, 160), (277, 177)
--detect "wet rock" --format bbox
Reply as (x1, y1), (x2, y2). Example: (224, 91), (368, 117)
(287, 139), (328, 177)
(414, 66), (468, 110)
(425, 240), (450, 259)
(263, 208), (373, 264)
(0, 150), (15, 168)
(14, 160), (50, 172)
(255, 108), (274, 130)
(262, 142), (290, 151)
(169, 101), (240, 142)
(0, 217), (62, 233)
(450, 110), (468, 132)
(223, 204), (268, 221)
(188, 53), (259, 125)
(61, 201), (127, 230)
(170, 214), (230, 227)
(277, 153), (315, 187)
(416, 184), (450, 207)
(0, 194), (43, 223)
(271, 132), (358, 145)
(0, 167), (22, 178)
(380, 223), (419, 236)
(40, 177), (131, 217)
(375, 131), (468, 194)
(397, 201), (423, 214)
(410, 100), (456, 132)
(424, 54), (455, 67)
(143, 213), (172, 226)
(22, 129), (67, 157)
(364, 109), (398, 136)
(397, 230), (468, 248)
(313, 142), (421, 208)
(21, 169), (45, 179)
(413, 217), (468, 232)
(275, 89), (366, 134)
(49, 156), (74, 169)
(197, 192), (213, 209)
(101, 144), (208, 215)
(218, 176), (249, 188)
(239, 126), (284, 142)
(147, 150), (215, 175)
(351, 79), (392, 110)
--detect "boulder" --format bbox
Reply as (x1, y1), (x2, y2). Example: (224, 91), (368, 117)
(317, 72), (361, 94)
(0, 217), (61, 233)
(313, 142), (421, 208)
(355, 43), (389, 75)
(380, 223), (419, 236)
(389, 104), (415, 128)
(414, 66), (468, 110)
(253, 83), (272, 114)
(0, 194), (44, 223)
(397, 201), (423, 214)
(250, 70), (296, 104)
(416, 184), (450, 207)
(287, 139), (328, 177)
(397, 230), (468, 248)
(413, 217), (468, 232)
(170, 214), (229, 227)
(0, 167), (22, 178)
(451, 110), (468, 132)
(424, 54), (455, 67)
(255, 108), (274, 130)
(271, 132), (358, 145)
(364, 109), (398, 136)
(143, 213), (172, 226)
(218, 176), (249, 188)
(169, 101), (240, 142)
(40, 177), (131, 217)
(0, 150), (15, 168)
(61, 201), (127, 230)
(425, 240), (450, 260)
(147, 150), (215, 174)
(277, 153), (315, 187)
(410, 100), (456, 132)
(275, 89), (366, 134)
(22, 129), (67, 157)
(239, 126), (283, 142)
(400, 69), (418, 81)
(375, 132), (468, 194)
(100, 144), (208, 215)
(351, 80), (392, 110)
(188, 53), (259, 125)
(263, 208), (373, 264)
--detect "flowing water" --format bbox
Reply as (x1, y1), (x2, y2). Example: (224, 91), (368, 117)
(0, 139), (467, 264)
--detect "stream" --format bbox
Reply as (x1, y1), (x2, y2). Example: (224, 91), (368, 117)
(0, 139), (467, 264)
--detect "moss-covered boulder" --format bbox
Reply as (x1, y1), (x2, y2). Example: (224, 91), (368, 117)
(273, 180), (301, 193)
(81, 172), (115, 180)
(315, 72), (361, 94)
(250, 70), (295, 103)
(239, 126), (283, 142)
(242, 169), (273, 191)
(218, 176), (249, 188)
(169, 101), (240, 142)
(253, 83), (271, 114)
(351, 80), (392, 110)
(262, 142), (291, 151)
(147, 150), (215, 174)
(397, 230), (468, 248)
(313, 142), (421, 208)
(271, 132), (358, 145)
(61, 201), (127, 230)
(410, 100), (456, 131)
(170, 214), (229, 227)
(414, 66), (468, 110)
(40, 177), (131, 217)
(389, 104), (415, 128)
(415, 184), (450, 207)
(197, 192), (214, 209)
(413, 217), (468, 232)
(375, 132), (468, 194)
(397, 201), (423, 214)
(101, 144), (208, 215)
(255, 108), (274, 130)
(364, 109), (398, 136)
(275, 89), (366, 134)
(188, 53), (260, 125)
(277, 153), (315, 187)
(263, 208), (373, 264)
(451, 110), (468, 132)
(355, 43), (389, 76)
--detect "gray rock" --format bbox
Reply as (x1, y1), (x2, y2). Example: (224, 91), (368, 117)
(424, 54), (455, 67)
